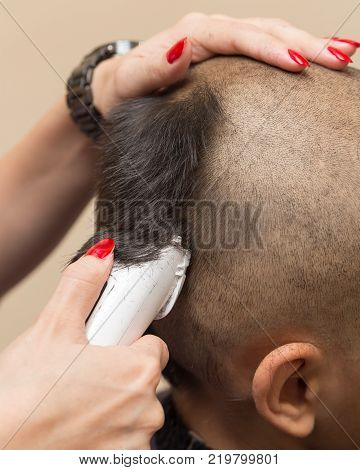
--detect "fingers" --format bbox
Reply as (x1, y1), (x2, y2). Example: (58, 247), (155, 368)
(114, 37), (192, 101)
(38, 238), (115, 340)
(241, 17), (357, 70)
(106, 13), (358, 111)
(172, 14), (309, 72)
(312, 39), (355, 69)
(191, 18), (308, 72)
(130, 335), (169, 371)
(175, 14), (357, 72)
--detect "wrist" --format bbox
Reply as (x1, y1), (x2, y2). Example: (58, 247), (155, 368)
(67, 41), (139, 138)
(92, 55), (123, 116)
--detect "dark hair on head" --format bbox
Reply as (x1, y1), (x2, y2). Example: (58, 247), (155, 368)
(74, 80), (222, 265)
(73, 77), (223, 385)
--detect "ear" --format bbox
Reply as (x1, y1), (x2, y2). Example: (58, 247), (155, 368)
(252, 342), (323, 438)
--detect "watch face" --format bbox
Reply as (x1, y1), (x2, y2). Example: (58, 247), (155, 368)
(115, 40), (139, 55)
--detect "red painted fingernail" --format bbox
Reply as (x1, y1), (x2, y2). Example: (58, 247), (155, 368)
(288, 49), (310, 67)
(327, 46), (353, 63)
(331, 37), (360, 48)
(166, 37), (187, 64)
(85, 238), (115, 259)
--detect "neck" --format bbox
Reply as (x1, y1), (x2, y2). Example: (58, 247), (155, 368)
(172, 383), (304, 450)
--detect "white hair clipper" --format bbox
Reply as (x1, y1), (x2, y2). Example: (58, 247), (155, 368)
(85, 238), (190, 346)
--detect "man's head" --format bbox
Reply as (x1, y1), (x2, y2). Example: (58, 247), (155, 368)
(80, 57), (360, 448)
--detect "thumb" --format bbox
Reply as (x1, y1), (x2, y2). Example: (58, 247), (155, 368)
(116, 37), (192, 102)
(130, 335), (169, 371)
(38, 238), (115, 341)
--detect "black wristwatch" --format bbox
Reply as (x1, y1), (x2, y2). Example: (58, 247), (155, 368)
(66, 40), (139, 140)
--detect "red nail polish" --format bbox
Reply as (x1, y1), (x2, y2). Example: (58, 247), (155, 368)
(288, 49), (310, 67)
(331, 37), (360, 48)
(166, 37), (187, 64)
(327, 46), (353, 63)
(85, 238), (115, 259)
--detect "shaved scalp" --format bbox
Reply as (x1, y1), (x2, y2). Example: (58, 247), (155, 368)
(77, 57), (360, 389)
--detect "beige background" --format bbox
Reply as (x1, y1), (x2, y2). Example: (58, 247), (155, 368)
(1, 0), (359, 348)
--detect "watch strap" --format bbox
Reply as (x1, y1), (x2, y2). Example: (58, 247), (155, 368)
(66, 40), (139, 140)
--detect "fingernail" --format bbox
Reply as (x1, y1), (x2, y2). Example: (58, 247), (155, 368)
(288, 49), (310, 67)
(331, 37), (360, 48)
(327, 46), (353, 63)
(85, 238), (115, 259)
(166, 37), (187, 64)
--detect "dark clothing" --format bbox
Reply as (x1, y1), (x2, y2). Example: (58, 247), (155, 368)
(152, 393), (210, 450)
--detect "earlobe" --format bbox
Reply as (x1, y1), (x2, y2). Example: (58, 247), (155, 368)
(252, 342), (322, 438)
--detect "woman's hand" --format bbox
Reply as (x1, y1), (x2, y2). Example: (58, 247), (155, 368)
(0, 239), (168, 449)
(93, 13), (359, 113)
